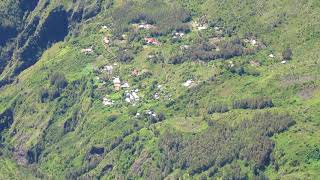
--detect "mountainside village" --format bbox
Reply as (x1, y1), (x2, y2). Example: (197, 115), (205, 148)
(79, 18), (288, 113)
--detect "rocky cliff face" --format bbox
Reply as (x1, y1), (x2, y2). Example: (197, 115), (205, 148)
(0, 0), (104, 87)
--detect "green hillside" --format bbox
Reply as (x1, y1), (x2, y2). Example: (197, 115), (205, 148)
(0, 0), (319, 179)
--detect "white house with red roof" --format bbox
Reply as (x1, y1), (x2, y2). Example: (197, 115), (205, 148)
(144, 38), (161, 46)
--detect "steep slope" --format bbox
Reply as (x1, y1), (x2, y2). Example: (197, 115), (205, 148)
(0, 0), (107, 87)
(0, 0), (319, 179)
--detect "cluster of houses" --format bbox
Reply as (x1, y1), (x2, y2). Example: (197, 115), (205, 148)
(103, 97), (114, 106)
(192, 20), (209, 31)
(125, 89), (140, 104)
(103, 65), (113, 75)
(95, 19), (290, 109)
(113, 77), (131, 91)
(268, 53), (287, 63)
(134, 109), (159, 119)
(151, 84), (173, 101)
(145, 109), (157, 118)
(248, 53), (288, 67)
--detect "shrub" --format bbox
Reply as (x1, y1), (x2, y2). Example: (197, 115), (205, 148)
(282, 48), (292, 60)
(232, 97), (273, 109)
(39, 88), (49, 103)
(158, 112), (166, 121)
(128, 106), (138, 116)
(49, 71), (68, 90)
(39, 87), (62, 102)
(306, 147), (320, 161)
(107, 114), (118, 122)
(63, 110), (79, 133)
(148, 51), (165, 64)
(116, 50), (134, 63)
(0, 109), (14, 134)
(208, 104), (229, 114)
(48, 88), (60, 100)
(229, 66), (246, 76)
(158, 112), (294, 177)
(169, 38), (253, 64)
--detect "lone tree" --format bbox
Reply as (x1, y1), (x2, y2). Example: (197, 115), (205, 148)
(282, 48), (293, 60)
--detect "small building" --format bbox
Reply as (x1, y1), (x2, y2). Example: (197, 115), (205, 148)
(250, 60), (260, 67)
(132, 92), (139, 100)
(180, 45), (190, 50)
(103, 97), (114, 106)
(81, 48), (93, 55)
(281, 60), (287, 64)
(250, 39), (257, 46)
(193, 21), (208, 30)
(131, 69), (140, 76)
(183, 80), (194, 87)
(244, 38), (259, 47)
(154, 93), (160, 100)
(173, 32), (185, 39)
(144, 38), (161, 46)
(121, 82), (130, 88)
(214, 27), (221, 31)
(103, 36), (110, 45)
(210, 37), (224, 43)
(228, 60), (235, 67)
(138, 23), (156, 30)
(145, 110), (157, 117)
(114, 84), (121, 91)
(113, 77), (121, 91)
(198, 25), (208, 30)
(103, 65), (113, 75)
(124, 90), (140, 104)
(269, 54), (275, 58)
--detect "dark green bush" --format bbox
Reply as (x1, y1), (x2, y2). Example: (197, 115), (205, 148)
(208, 104), (229, 114)
(148, 51), (165, 64)
(39, 88), (49, 103)
(157, 112), (294, 177)
(158, 112), (166, 121)
(282, 48), (293, 60)
(107, 114), (118, 122)
(49, 71), (68, 90)
(169, 38), (252, 64)
(111, 1), (191, 36)
(116, 50), (134, 63)
(232, 97), (273, 109)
